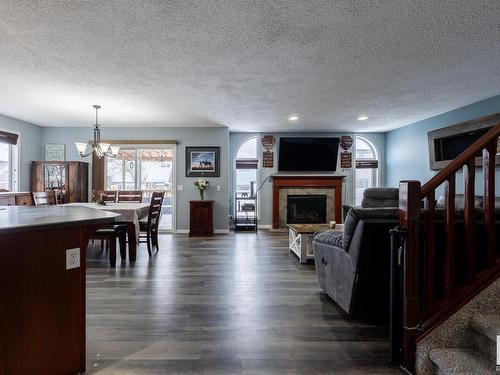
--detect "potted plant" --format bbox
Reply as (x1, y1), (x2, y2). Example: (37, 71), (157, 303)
(194, 179), (209, 200)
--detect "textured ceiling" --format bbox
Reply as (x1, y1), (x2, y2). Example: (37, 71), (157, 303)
(0, 1), (499, 132)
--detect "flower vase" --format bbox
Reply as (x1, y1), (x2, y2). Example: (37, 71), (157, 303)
(199, 190), (204, 200)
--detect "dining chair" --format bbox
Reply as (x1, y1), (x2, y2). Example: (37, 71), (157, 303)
(139, 191), (165, 255)
(90, 224), (128, 267)
(118, 190), (143, 203)
(92, 190), (117, 203)
(32, 191), (57, 206)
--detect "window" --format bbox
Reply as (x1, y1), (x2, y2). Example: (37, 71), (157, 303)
(354, 137), (379, 205)
(106, 150), (136, 191)
(106, 146), (175, 230)
(0, 130), (18, 191)
(0, 143), (11, 190)
(235, 137), (258, 197)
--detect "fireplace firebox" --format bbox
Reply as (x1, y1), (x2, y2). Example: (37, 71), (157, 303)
(287, 195), (327, 224)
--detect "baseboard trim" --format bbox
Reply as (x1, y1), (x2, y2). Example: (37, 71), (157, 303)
(258, 225), (272, 229)
(174, 229), (230, 234)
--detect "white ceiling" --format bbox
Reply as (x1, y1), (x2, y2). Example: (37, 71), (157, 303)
(0, 1), (499, 132)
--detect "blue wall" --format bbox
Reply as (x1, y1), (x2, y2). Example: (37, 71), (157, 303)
(230, 132), (386, 227)
(386, 95), (500, 193)
(41, 126), (230, 231)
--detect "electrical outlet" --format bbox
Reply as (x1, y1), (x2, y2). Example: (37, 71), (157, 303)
(217, 185), (221, 192)
(177, 185), (183, 191)
(66, 248), (80, 270)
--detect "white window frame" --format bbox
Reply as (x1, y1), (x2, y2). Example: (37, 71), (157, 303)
(234, 135), (260, 220)
(0, 128), (19, 192)
(353, 136), (380, 205)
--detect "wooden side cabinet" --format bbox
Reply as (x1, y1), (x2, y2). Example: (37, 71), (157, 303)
(189, 200), (214, 236)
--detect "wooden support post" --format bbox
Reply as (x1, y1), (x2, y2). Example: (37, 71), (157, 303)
(399, 180), (421, 374)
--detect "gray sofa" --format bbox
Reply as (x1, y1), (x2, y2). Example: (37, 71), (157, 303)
(313, 188), (399, 321)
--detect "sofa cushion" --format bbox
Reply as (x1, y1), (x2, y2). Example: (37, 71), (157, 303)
(361, 188), (399, 208)
(314, 230), (343, 248)
(342, 207), (399, 252)
(436, 194), (500, 209)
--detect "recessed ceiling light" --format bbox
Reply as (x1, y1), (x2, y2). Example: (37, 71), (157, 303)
(357, 116), (369, 121)
(289, 116), (299, 121)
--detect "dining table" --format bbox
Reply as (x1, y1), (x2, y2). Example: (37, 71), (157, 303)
(64, 202), (150, 261)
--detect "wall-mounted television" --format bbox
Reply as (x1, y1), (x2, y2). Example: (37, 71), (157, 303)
(278, 137), (339, 172)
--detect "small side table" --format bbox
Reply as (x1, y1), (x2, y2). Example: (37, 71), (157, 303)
(189, 200), (214, 236)
(288, 223), (343, 263)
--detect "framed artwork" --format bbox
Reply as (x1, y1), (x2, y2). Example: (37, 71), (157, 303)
(45, 143), (66, 161)
(185, 146), (220, 177)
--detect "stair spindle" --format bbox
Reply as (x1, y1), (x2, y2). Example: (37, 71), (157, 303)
(463, 159), (476, 282)
(425, 191), (436, 313)
(444, 175), (455, 300)
(483, 142), (496, 265)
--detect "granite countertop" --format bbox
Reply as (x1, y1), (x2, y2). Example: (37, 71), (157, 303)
(0, 205), (120, 233)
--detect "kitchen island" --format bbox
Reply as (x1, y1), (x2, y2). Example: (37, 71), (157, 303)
(0, 205), (119, 375)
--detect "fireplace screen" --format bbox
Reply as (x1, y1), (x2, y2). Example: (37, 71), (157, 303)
(287, 195), (327, 224)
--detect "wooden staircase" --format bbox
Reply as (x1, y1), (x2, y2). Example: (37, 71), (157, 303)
(428, 312), (500, 374)
(395, 123), (500, 373)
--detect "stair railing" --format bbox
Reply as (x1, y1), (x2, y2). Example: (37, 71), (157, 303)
(398, 123), (500, 373)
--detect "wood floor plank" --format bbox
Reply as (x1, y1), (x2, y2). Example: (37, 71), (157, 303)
(86, 231), (398, 374)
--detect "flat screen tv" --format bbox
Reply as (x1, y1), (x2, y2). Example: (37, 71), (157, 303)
(278, 137), (339, 172)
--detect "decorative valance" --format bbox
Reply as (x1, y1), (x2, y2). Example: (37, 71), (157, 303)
(0, 130), (18, 145)
(236, 159), (258, 169)
(355, 160), (379, 169)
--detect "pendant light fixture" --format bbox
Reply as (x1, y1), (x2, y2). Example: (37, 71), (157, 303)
(75, 105), (119, 158)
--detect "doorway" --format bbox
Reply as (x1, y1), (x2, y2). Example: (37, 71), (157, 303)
(106, 145), (176, 231)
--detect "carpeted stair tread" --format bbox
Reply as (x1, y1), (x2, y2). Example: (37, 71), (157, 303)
(470, 314), (500, 341)
(428, 348), (494, 375)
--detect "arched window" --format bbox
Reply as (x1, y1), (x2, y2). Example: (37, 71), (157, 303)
(235, 137), (258, 197)
(355, 137), (379, 205)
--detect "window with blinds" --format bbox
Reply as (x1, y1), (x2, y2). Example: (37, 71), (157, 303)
(0, 130), (18, 146)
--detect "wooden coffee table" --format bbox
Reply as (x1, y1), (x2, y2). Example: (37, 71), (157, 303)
(288, 223), (343, 263)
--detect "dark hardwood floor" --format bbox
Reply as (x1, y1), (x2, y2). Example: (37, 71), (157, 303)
(86, 231), (400, 374)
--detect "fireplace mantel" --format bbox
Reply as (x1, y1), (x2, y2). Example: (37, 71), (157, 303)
(271, 173), (345, 229)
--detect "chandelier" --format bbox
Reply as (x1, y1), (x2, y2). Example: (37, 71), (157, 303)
(75, 105), (119, 158)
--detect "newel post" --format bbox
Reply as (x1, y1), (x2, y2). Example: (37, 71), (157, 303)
(399, 180), (422, 373)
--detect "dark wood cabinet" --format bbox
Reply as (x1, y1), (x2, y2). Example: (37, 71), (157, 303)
(0, 192), (33, 206)
(189, 200), (214, 236)
(31, 161), (89, 203)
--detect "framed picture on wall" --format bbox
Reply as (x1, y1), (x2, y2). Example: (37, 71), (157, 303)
(45, 143), (66, 161)
(185, 146), (220, 177)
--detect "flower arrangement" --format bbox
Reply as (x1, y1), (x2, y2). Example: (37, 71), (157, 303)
(194, 179), (209, 200)
(96, 192), (107, 205)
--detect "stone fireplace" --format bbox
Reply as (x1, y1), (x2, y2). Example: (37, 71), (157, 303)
(272, 174), (344, 229)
